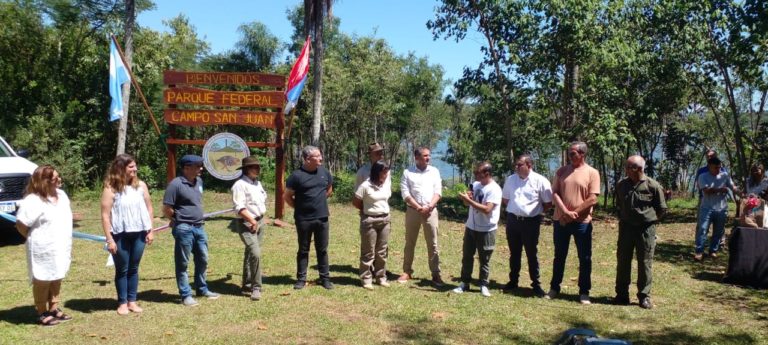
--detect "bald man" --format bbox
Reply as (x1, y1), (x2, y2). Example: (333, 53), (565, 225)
(614, 155), (667, 309)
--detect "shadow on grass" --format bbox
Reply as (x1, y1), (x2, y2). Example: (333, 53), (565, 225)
(262, 274), (295, 286)
(389, 316), (538, 344)
(0, 305), (36, 325)
(558, 315), (759, 345)
(65, 298), (114, 313)
(659, 207), (698, 224)
(654, 241), (727, 283)
(207, 276), (243, 296)
(323, 264), (360, 287)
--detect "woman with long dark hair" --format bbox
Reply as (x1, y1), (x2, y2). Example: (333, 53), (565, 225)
(15, 165), (74, 326)
(353, 160), (392, 290)
(746, 163), (768, 197)
(100, 154), (154, 315)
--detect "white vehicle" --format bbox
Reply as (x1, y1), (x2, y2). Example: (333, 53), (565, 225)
(0, 136), (37, 215)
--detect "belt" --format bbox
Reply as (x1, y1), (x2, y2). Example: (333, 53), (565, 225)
(364, 213), (389, 218)
(507, 213), (541, 221)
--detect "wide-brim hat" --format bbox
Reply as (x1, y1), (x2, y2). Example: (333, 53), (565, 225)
(237, 156), (261, 170)
(368, 143), (384, 153)
(180, 154), (204, 166)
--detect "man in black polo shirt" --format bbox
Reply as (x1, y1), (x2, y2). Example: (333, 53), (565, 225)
(163, 154), (220, 306)
(284, 146), (334, 290)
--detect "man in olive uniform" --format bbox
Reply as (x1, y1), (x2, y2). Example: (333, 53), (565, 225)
(614, 155), (667, 309)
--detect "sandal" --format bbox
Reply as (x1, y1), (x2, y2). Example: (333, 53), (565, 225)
(51, 308), (73, 322)
(37, 312), (60, 327)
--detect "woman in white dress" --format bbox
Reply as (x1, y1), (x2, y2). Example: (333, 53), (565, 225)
(101, 154), (154, 315)
(15, 165), (73, 326)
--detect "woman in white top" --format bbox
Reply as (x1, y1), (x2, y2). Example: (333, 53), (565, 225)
(15, 165), (73, 326)
(353, 160), (392, 290)
(100, 154), (154, 315)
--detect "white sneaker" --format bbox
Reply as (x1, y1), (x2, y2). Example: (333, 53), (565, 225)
(480, 286), (491, 297)
(378, 280), (390, 288)
(579, 294), (591, 305)
(452, 283), (468, 294)
(362, 283), (374, 290)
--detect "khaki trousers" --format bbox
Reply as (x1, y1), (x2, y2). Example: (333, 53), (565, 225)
(402, 207), (440, 275)
(32, 279), (62, 314)
(359, 214), (391, 284)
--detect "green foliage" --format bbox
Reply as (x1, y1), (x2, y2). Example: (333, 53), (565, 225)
(13, 113), (94, 191)
(330, 170), (355, 203)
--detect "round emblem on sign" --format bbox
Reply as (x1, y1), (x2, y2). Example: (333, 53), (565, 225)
(202, 132), (250, 180)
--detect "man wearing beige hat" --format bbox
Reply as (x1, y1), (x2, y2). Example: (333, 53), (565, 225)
(231, 156), (268, 301)
(355, 143), (390, 190)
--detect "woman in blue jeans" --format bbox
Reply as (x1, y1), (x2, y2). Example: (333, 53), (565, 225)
(101, 154), (155, 315)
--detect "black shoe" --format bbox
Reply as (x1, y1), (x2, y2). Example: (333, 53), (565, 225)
(532, 286), (546, 298)
(640, 297), (653, 309)
(613, 295), (630, 305)
(321, 279), (334, 290)
(293, 280), (306, 290)
(503, 282), (518, 292)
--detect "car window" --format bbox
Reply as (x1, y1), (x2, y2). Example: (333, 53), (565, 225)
(0, 140), (13, 157)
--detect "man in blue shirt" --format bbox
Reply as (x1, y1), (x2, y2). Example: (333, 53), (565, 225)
(163, 155), (220, 306)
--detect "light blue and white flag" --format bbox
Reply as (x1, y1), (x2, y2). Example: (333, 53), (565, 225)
(109, 39), (131, 121)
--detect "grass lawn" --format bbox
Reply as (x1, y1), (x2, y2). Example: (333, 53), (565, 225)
(0, 191), (766, 344)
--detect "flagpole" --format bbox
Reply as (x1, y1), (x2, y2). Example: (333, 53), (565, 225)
(110, 35), (162, 136)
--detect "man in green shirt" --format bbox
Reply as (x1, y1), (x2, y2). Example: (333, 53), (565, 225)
(614, 155), (667, 309)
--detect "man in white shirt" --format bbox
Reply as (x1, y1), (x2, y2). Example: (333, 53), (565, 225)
(231, 156), (268, 301)
(355, 142), (390, 190)
(398, 147), (444, 286)
(453, 161), (502, 297)
(501, 154), (552, 297)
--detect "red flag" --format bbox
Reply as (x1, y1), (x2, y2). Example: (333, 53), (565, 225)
(284, 37), (311, 114)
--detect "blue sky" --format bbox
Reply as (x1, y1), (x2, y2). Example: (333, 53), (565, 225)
(138, 0), (485, 91)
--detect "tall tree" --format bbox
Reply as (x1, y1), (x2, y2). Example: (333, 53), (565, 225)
(304, 0), (333, 146)
(116, 0), (135, 155)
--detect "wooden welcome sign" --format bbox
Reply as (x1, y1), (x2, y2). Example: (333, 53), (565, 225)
(162, 70), (287, 218)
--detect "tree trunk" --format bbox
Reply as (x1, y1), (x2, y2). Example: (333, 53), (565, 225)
(116, 0), (135, 155)
(563, 58), (579, 140)
(310, 0), (324, 146)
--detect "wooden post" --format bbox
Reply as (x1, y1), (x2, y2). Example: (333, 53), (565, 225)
(167, 124), (177, 182)
(275, 106), (286, 219)
(166, 84), (177, 183)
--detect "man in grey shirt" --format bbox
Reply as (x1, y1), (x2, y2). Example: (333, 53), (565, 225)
(163, 155), (220, 306)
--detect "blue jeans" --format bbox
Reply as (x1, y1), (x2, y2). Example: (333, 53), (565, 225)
(172, 223), (209, 298)
(550, 222), (592, 295)
(112, 231), (147, 304)
(696, 208), (727, 254)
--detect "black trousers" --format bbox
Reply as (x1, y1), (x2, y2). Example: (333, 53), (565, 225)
(295, 217), (330, 281)
(505, 213), (542, 288)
